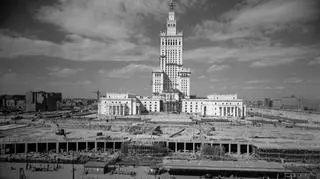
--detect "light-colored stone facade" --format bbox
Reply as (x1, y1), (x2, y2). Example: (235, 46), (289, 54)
(138, 96), (161, 113)
(152, 0), (191, 98)
(98, 93), (161, 117)
(98, 93), (140, 117)
(182, 94), (246, 117)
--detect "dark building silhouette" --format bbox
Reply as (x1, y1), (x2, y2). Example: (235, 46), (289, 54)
(25, 91), (62, 112)
(0, 95), (25, 111)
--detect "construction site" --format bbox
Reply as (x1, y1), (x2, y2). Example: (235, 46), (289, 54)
(1, 108), (320, 178)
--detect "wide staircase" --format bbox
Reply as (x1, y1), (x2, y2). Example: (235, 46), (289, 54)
(150, 113), (192, 123)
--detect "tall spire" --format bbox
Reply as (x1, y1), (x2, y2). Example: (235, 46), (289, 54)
(168, 0), (175, 11)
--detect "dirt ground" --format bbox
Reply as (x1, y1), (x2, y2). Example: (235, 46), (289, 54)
(0, 162), (176, 179)
(1, 112), (320, 150)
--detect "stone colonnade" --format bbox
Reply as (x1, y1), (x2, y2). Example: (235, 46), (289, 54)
(1, 141), (252, 156)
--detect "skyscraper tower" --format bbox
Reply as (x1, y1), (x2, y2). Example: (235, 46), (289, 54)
(152, 0), (191, 98)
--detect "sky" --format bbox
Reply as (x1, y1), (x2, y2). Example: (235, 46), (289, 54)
(0, 0), (320, 100)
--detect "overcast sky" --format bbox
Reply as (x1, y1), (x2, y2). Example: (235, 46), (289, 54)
(0, 0), (320, 100)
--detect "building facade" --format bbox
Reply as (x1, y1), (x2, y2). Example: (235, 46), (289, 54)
(25, 91), (62, 112)
(0, 95), (25, 111)
(98, 93), (162, 117)
(98, 93), (140, 117)
(138, 96), (161, 114)
(152, 0), (191, 100)
(182, 94), (246, 117)
(98, 1), (247, 118)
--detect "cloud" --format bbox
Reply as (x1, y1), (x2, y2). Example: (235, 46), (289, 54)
(184, 44), (320, 66)
(246, 79), (270, 84)
(284, 77), (304, 84)
(198, 75), (206, 79)
(307, 56), (320, 65)
(243, 85), (285, 90)
(227, 0), (319, 30)
(102, 64), (156, 79)
(249, 58), (295, 68)
(186, 0), (320, 67)
(192, 0), (319, 42)
(36, 0), (206, 41)
(207, 64), (230, 73)
(0, 32), (158, 61)
(47, 67), (84, 78)
(47, 80), (92, 86)
(209, 78), (226, 83)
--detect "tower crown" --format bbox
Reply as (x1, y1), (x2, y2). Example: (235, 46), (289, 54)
(168, 0), (175, 11)
(166, 0), (176, 35)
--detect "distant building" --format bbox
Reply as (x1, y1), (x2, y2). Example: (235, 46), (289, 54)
(280, 96), (300, 110)
(270, 99), (282, 109)
(25, 91), (62, 112)
(181, 94), (246, 117)
(269, 96), (300, 110)
(264, 98), (272, 108)
(0, 95), (25, 111)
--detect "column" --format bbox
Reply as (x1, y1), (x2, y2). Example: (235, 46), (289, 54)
(193, 143), (195, 153)
(184, 142), (186, 152)
(104, 142), (106, 152)
(233, 107), (235, 117)
(237, 143), (240, 155)
(56, 142), (59, 153)
(226, 107), (228, 117)
(235, 107), (237, 117)
(222, 107), (224, 117)
(46, 143), (48, 153)
(25, 143), (28, 153)
(247, 144), (250, 155)
(117, 105), (120, 116)
(36, 143), (38, 153)
(113, 142), (115, 151)
(228, 144), (231, 154)
(85, 142), (88, 152)
(94, 141), (97, 152)
(14, 144), (17, 154)
(175, 142), (177, 152)
(76, 142), (79, 152)
(66, 142), (69, 152)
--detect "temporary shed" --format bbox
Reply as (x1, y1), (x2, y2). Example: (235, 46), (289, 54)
(84, 161), (108, 174)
